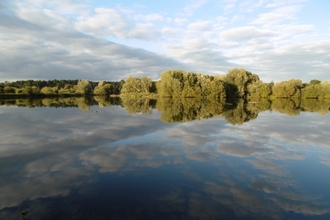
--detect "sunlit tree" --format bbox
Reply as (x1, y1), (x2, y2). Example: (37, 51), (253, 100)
(224, 68), (260, 98)
(76, 80), (92, 95)
(272, 79), (302, 98)
(94, 81), (112, 95)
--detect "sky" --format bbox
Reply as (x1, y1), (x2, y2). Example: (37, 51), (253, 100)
(0, 0), (329, 82)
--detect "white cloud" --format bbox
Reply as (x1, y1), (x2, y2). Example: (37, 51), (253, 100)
(0, 0), (329, 82)
(188, 21), (213, 31)
(161, 27), (183, 37)
(252, 5), (302, 26)
(223, 3), (236, 12)
(219, 26), (274, 41)
(184, 0), (208, 16)
(217, 143), (272, 157)
(75, 8), (132, 38)
(140, 13), (165, 22)
(174, 18), (188, 26)
(265, 0), (307, 8)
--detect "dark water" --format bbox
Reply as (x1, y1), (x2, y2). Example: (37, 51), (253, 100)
(0, 100), (330, 219)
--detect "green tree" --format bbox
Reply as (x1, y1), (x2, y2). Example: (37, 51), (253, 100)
(121, 76), (142, 94)
(158, 70), (184, 97)
(247, 81), (272, 98)
(140, 76), (152, 94)
(94, 81), (112, 95)
(310, 79), (321, 85)
(302, 84), (322, 98)
(4, 86), (15, 93)
(158, 70), (226, 99)
(224, 68), (260, 98)
(76, 80), (92, 95)
(272, 79), (302, 98)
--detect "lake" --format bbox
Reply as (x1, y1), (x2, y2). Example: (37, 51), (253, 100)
(0, 98), (330, 219)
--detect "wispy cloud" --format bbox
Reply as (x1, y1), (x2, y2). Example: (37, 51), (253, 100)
(0, 0), (329, 82)
(219, 26), (275, 41)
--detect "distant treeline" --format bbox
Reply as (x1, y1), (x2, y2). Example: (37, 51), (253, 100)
(0, 79), (125, 96)
(1, 68), (330, 99)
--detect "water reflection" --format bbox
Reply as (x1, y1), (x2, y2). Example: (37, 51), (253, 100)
(1, 97), (329, 123)
(0, 99), (330, 219)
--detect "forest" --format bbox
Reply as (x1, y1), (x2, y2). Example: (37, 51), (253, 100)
(1, 68), (330, 100)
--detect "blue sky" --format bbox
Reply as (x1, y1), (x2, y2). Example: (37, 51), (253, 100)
(0, 0), (329, 82)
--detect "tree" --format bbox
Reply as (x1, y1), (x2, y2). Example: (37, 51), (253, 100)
(310, 79), (321, 85)
(320, 81), (330, 99)
(121, 76), (142, 94)
(76, 80), (92, 95)
(158, 70), (226, 99)
(224, 68), (260, 98)
(94, 81), (112, 95)
(140, 76), (152, 93)
(272, 79), (302, 98)
(302, 84), (322, 98)
(4, 86), (15, 93)
(247, 82), (272, 98)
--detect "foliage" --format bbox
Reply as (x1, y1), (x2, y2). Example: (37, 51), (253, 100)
(271, 98), (301, 116)
(247, 82), (272, 98)
(224, 68), (260, 98)
(155, 97), (224, 123)
(272, 79), (302, 98)
(93, 81), (112, 95)
(320, 81), (330, 99)
(222, 100), (258, 125)
(1, 69), (330, 101)
(93, 95), (113, 108)
(76, 80), (92, 95)
(0, 79), (126, 96)
(310, 79), (321, 85)
(40, 86), (58, 94)
(301, 99), (330, 115)
(121, 98), (153, 114)
(157, 70), (226, 99)
(4, 86), (15, 93)
(302, 84), (322, 98)
(121, 76), (152, 94)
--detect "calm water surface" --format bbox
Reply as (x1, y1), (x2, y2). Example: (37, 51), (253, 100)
(0, 102), (330, 219)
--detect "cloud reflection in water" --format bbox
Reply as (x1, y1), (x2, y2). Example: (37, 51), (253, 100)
(0, 106), (330, 219)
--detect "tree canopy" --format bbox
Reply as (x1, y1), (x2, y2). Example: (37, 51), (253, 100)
(1, 68), (329, 100)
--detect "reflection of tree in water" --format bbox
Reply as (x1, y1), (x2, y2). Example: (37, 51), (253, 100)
(301, 99), (330, 115)
(0, 96), (119, 110)
(272, 98), (330, 116)
(247, 98), (272, 112)
(156, 98), (225, 123)
(222, 100), (259, 125)
(1, 97), (329, 121)
(0, 97), (95, 109)
(93, 95), (112, 108)
(121, 97), (329, 124)
(121, 98), (155, 115)
(271, 98), (301, 116)
(93, 96), (121, 108)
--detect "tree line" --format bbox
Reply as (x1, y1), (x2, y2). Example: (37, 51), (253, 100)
(118, 68), (330, 99)
(1, 68), (330, 99)
(0, 79), (125, 96)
